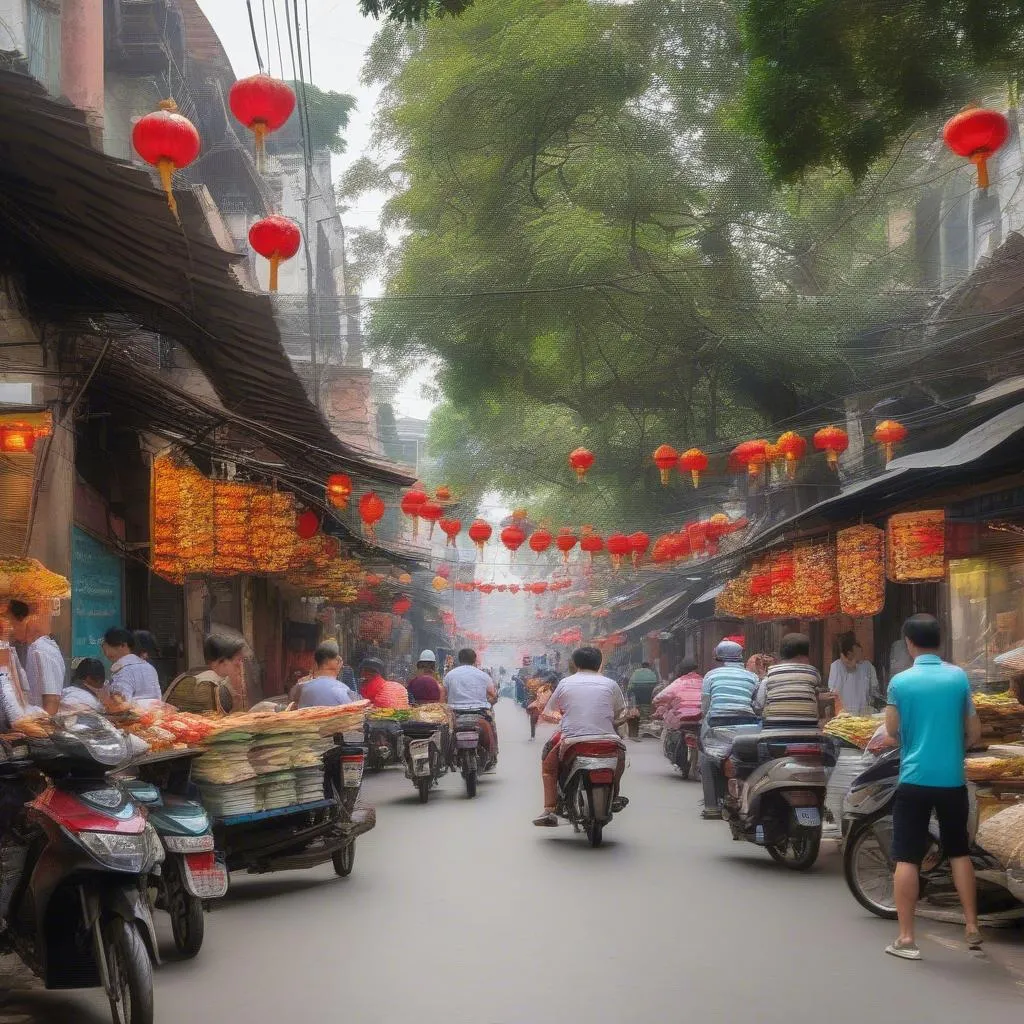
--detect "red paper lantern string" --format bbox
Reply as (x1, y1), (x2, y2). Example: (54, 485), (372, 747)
(325, 473), (352, 510)
(606, 533), (631, 571)
(131, 99), (201, 220)
(358, 492), (386, 540)
(439, 517), (462, 547)
(555, 528), (578, 563)
(568, 447), (595, 482)
(652, 444), (678, 486)
(629, 531), (650, 568)
(228, 74), (296, 169)
(468, 519), (492, 556)
(249, 216), (301, 292)
(678, 448), (708, 488)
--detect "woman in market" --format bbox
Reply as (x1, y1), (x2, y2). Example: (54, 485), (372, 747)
(59, 658), (109, 713)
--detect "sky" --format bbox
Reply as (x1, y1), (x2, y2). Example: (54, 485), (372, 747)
(196, 0), (433, 418)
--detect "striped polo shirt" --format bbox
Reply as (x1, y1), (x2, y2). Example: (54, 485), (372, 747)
(759, 663), (821, 725)
(702, 664), (759, 721)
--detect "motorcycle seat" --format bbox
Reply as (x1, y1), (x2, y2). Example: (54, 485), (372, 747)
(455, 714), (486, 730)
(402, 721), (439, 739)
(730, 729), (826, 763)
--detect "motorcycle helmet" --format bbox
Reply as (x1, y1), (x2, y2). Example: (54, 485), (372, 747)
(418, 650), (437, 664)
(714, 640), (743, 663)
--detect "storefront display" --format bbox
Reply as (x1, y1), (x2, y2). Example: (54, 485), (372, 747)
(886, 510), (946, 582)
(837, 525), (885, 616)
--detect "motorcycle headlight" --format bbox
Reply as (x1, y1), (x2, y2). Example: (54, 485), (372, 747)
(77, 830), (150, 873)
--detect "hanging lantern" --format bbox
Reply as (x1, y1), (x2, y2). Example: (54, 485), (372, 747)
(364, 572), (383, 587)
(512, 508), (529, 522)
(325, 473), (352, 510)
(652, 444), (679, 486)
(468, 519), (492, 556)
(873, 420), (907, 465)
(392, 595), (412, 616)
(776, 431), (807, 480)
(529, 527), (553, 556)
(439, 517), (462, 547)
(400, 486), (428, 539)
(509, 584), (520, 594)
(580, 532), (604, 563)
(628, 531), (650, 568)
(942, 107), (1010, 189)
(705, 513), (731, 554)
(435, 485), (451, 503)
(477, 583), (495, 595)
(418, 498), (443, 538)
(730, 439), (769, 479)
(296, 509), (320, 540)
(568, 447), (595, 482)
(606, 533), (631, 571)
(534, 582), (549, 595)
(686, 521), (708, 556)
(398, 572), (413, 585)
(813, 425), (849, 471)
(432, 575), (448, 592)
(249, 215), (301, 292)
(678, 448), (708, 488)
(228, 74), (296, 168)
(358, 491), (386, 540)
(0, 421), (35, 454)
(500, 524), (526, 562)
(555, 528), (578, 563)
(131, 100), (201, 219)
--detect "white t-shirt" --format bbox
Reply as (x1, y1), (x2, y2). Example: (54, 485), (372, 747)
(25, 636), (65, 706)
(827, 659), (878, 715)
(545, 672), (625, 739)
(59, 685), (106, 713)
(443, 664), (493, 709)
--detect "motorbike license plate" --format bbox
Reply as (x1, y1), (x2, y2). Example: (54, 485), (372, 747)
(794, 807), (821, 827)
(456, 731), (478, 749)
(342, 762), (364, 787)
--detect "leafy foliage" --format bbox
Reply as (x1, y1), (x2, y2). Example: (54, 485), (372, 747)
(290, 82), (357, 153)
(358, 0), (474, 24)
(738, 0), (1024, 180)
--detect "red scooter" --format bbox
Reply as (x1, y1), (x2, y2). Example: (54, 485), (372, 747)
(554, 738), (626, 848)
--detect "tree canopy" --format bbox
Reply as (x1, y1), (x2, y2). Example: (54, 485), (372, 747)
(738, 0), (1024, 180)
(357, 0), (474, 24)
(290, 82), (357, 153)
(347, 0), (929, 528)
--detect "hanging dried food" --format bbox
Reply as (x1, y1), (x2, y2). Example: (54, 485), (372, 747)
(791, 540), (839, 618)
(887, 510), (945, 582)
(837, 525), (885, 616)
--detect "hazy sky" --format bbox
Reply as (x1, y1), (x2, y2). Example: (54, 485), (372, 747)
(196, 0), (432, 417)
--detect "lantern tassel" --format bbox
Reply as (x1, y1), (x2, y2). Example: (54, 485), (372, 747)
(972, 153), (990, 190)
(157, 158), (178, 220)
(690, 469), (700, 488)
(659, 468), (670, 486)
(827, 452), (839, 471)
(575, 467), (585, 482)
(786, 457), (797, 480)
(254, 122), (267, 173)
(884, 442), (894, 465)
(269, 254), (281, 292)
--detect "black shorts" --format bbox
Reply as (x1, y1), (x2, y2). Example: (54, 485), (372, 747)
(891, 783), (970, 864)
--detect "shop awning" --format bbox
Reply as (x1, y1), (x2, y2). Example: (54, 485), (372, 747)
(617, 588), (698, 636)
(687, 583), (724, 622)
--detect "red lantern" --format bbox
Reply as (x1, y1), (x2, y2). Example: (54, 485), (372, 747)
(478, 583), (495, 595)
(943, 107), (1010, 189)
(813, 425), (849, 470)
(435, 485), (451, 503)
(873, 420), (907, 465)
(358, 491), (386, 540)
(296, 509), (320, 539)
(418, 498), (443, 538)
(568, 447), (595, 482)
(678, 448), (708, 488)
(131, 100), (201, 219)
(509, 584), (520, 594)
(580, 532), (604, 562)
(776, 431), (807, 480)
(686, 521), (708, 555)
(439, 517), (462, 547)
(468, 519), (492, 556)
(629, 531), (650, 568)
(555, 528), (578, 563)
(529, 528), (553, 556)
(606, 533), (631, 571)
(392, 595), (412, 616)
(325, 473), (352, 509)
(228, 74), (296, 167)
(652, 444), (678, 486)
(500, 524), (526, 561)
(0, 421), (35, 454)
(364, 573), (383, 587)
(730, 439), (768, 479)
(534, 582), (549, 595)
(249, 216), (301, 293)
(400, 486), (428, 539)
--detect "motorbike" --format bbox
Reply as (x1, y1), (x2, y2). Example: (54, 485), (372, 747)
(365, 718), (402, 771)
(123, 750), (228, 959)
(662, 716), (701, 781)
(452, 711), (496, 798)
(554, 738), (625, 848)
(842, 749), (1024, 920)
(722, 728), (833, 871)
(400, 720), (448, 803)
(0, 715), (163, 1024)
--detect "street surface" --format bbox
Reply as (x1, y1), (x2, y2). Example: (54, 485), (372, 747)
(3, 699), (1023, 1023)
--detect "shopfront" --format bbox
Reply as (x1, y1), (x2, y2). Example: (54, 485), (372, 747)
(70, 525), (123, 665)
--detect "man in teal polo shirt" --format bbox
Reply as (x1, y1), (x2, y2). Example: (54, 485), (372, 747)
(884, 614), (982, 960)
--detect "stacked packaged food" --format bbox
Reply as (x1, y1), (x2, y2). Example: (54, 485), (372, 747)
(824, 713), (883, 749)
(837, 525), (885, 616)
(973, 692), (1024, 744)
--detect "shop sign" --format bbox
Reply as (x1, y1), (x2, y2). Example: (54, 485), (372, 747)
(71, 527), (122, 663)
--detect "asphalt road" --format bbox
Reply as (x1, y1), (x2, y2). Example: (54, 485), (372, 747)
(5, 699), (1023, 1023)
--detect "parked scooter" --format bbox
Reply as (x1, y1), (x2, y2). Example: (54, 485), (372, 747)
(0, 715), (163, 1024)
(722, 728), (833, 870)
(554, 738), (626, 848)
(843, 749), (1024, 920)
(452, 711), (496, 798)
(400, 720), (447, 803)
(124, 750), (228, 959)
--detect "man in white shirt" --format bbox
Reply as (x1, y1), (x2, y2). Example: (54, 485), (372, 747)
(444, 647), (498, 761)
(102, 627), (162, 704)
(59, 658), (109, 713)
(828, 634), (879, 716)
(533, 646), (627, 827)
(8, 600), (64, 715)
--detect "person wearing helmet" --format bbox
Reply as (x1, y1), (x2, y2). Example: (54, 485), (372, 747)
(358, 658), (410, 709)
(408, 650), (445, 705)
(697, 639), (760, 820)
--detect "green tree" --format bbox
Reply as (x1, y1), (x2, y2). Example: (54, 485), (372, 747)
(349, 0), (925, 527)
(290, 82), (357, 153)
(358, 0), (474, 23)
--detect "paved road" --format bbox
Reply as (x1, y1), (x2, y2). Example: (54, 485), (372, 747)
(5, 700), (1023, 1022)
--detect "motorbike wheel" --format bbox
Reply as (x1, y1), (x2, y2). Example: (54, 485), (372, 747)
(687, 746), (700, 782)
(767, 827), (821, 871)
(332, 841), (356, 877)
(105, 917), (153, 1024)
(844, 821), (898, 919)
(530, 716), (537, 740)
(168, 873), (205, 959)
(586, 820), (604, 848)
(465, 769), (477, 798)
(417, 777), (431, 804)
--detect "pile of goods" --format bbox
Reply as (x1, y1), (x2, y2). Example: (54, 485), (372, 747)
(973, 691), (1024, 744)
(976, 802), (1024, 868)
(408, 703), (453, 728)
(837, 525), (885, 617)
(965, 755), (1024, 782)
(119, 705), (219, 752)
(886, 510), (945, 582)
(367, 707), (412, 722)
(824, 713), (882, 749)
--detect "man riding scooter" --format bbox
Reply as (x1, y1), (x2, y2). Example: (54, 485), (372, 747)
(532, 646), (628, 827)
(699, 640), (760, 820)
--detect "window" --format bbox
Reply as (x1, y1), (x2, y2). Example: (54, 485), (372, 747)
(26, 0), (61, 96)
